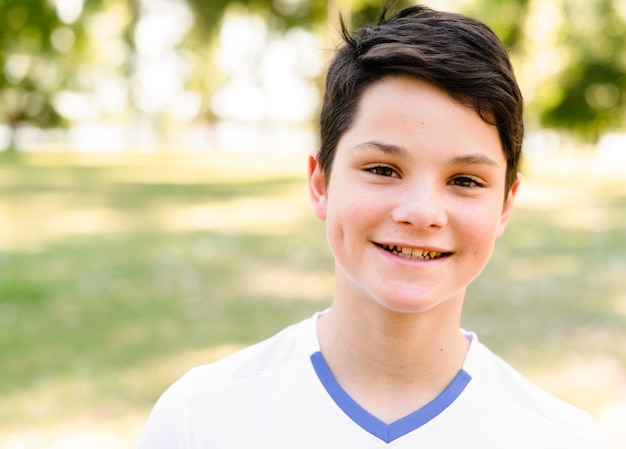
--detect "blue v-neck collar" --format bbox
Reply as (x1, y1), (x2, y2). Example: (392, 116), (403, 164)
(310, 351), (471, 443)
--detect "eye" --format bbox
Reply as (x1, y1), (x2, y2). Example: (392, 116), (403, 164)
(366, 165), (398, 177)
(450, 176), (484, 188)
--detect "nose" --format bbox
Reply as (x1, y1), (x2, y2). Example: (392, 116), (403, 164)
(391, 181), (448, 229)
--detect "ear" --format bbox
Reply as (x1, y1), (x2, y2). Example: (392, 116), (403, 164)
(496, 173), (521, 238)
(308, 152), (328, 221)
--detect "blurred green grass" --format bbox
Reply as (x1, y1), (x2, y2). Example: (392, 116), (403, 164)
(1, 152), (624, 447)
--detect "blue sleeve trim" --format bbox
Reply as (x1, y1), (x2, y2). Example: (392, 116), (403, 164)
(310, 351), (471, 443)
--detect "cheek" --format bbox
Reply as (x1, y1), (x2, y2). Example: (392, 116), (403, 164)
(324, 190), (373, 249)
(456, 206), (502, 251)
(325, 198), (359, 241)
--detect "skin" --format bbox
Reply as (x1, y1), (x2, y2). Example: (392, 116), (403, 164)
(308, 75), (520, 423)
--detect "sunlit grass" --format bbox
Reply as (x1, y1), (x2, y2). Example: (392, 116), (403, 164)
(0, 151), (624, 448)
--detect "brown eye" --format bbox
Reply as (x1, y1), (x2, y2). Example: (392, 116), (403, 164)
(452, 177), (483, 188)
(368, 166), (396, 177)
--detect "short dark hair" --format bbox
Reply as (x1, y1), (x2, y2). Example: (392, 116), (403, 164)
(318, 4), (524, 194)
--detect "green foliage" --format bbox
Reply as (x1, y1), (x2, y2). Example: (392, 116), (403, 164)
(133, 0), (626, 140)
(0, 0), (110, 148)
(540, 0), (626, 139)
(459, 0), (531, 50)
(0, 0), (64, 131)
(185, 0), (328, 36)
(0, 0), (625, 145)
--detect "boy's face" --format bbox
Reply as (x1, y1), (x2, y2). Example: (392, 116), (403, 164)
(308, 75), (520, 314)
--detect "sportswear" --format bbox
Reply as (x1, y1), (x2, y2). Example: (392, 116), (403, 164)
(138, 312), (605, 448)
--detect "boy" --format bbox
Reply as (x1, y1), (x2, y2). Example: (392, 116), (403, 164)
(139, 4), (605, 448)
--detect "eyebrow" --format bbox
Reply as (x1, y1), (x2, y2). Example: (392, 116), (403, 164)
(351, 141), (409, 157)
(448, 154), (500, 167)
(352, 141), (500, 167)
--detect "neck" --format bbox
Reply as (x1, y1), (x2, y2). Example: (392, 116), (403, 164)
(317, 288), (469, 422)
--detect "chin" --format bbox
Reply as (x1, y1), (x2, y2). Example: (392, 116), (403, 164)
(370, 288), (466, 316)
(374, 297), (448, 316)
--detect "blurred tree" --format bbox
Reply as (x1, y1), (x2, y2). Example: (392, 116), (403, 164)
(458, 0), (531, 51)
(539, 0), (626, 140)
(0, 0), (113, 151)
(0, 0), (64, 150)
(2, 0), (623, 150)
(180, 0), (415, 122)
(183, 0), (420, 47)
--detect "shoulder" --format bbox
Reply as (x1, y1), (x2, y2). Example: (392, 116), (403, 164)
(164, 313), (318, 399)
(462, 332), (605, 447)
(138, 313), (320, 449)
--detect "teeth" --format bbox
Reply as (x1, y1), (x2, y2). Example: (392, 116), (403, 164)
(381, 244), (443, 260)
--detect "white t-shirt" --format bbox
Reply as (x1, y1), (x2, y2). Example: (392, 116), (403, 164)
(138, 312), (605, 448)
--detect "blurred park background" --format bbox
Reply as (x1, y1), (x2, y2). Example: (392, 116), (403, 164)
(0, 0), (625, 447)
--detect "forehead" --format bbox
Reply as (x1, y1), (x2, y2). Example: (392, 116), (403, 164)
(337, 75), (504, 164)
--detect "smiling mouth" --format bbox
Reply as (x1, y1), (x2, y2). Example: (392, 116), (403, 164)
(377, 244), (450, 260)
